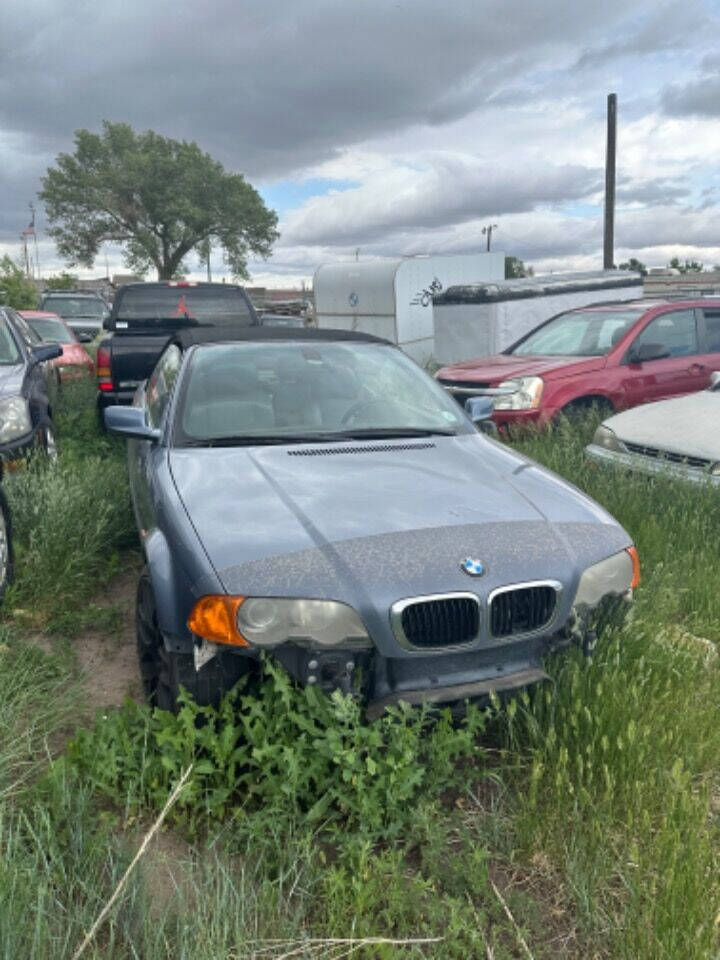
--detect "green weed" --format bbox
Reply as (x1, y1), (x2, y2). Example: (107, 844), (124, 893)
(67, 657), (489, 842)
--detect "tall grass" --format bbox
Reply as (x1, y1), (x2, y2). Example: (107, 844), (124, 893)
(498, 416), (720, 956)
(2, 379), (136, 622)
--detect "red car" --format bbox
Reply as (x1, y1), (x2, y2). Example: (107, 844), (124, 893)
(19, 310), (94, 382)
(436, 298), (720, 427)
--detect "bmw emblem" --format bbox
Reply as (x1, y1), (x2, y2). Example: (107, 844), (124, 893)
(462, 557), (486, 577)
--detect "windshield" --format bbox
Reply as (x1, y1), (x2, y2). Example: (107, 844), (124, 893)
(511, 309), (641, 357)
(116, 286), (252, 324)
(42, 297), (105, 319)
(174, 342), (469, 445)
(0, 316), (21, 365)
(27, 317), (76, 344)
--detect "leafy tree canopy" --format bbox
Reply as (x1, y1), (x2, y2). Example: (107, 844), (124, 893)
(0, 256), (38, 309)
(44, 272), (78, 290)
(505, 256), (534, 279)
(40, 122), (279, 281)
(667, 257), (703, 273)
(618, 257), (647, 275)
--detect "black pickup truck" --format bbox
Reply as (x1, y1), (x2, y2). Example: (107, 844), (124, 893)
(96, 282), (259, 409)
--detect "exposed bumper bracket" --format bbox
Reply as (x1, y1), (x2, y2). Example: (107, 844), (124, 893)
(365, 666), (551, 720)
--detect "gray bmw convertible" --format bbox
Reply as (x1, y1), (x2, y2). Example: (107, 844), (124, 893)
(105, 328), (639, 716)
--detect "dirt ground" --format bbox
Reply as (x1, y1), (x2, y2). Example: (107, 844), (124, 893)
(74, 561), (144, 716)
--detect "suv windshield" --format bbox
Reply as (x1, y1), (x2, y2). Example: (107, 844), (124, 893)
(0, 316), (21, 365)
(175, 342), (468, 445)
(42, 297), (105, 319)
(27, 317), (76, 344)
(511, 309), (641, 357)
(116, 286), (252, 324)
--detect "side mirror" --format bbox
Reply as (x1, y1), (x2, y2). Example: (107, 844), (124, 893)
(102, 315), (114, 331)
(465, 396), (497, 434)
(629, 342), (670, 364)
(30, 343), (62, 365)
(710, 371), (720, 390)
(77, 331), (94, 343)
(104, 406), (160, 442)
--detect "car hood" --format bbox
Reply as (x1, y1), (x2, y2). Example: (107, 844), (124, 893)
(169, 435), (630, 653)
(437, 354), (605, 384)
(0, 365), (25, 399)
(604, 389), (720, 460)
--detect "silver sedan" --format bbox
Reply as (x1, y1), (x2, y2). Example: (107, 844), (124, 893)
(586, 372), (720, 485)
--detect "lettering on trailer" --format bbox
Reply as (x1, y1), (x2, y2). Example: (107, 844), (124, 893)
(410, 277), (443, 307)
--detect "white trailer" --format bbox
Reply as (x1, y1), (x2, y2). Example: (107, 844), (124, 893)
(432, 271), (644, 364)
(313, 254), (505, 362)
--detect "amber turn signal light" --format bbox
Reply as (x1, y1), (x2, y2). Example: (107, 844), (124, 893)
(626, 546), (641, 590)
(187, 595), (248, 647)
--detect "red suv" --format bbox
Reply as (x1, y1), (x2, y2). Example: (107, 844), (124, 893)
(436, 299), (720, 427)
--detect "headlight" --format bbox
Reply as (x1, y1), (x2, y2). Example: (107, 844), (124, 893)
(188, 595), (370, 649)
(0, 397), (31, 444)
(573, 547), (640, 609)
(592, 424), (626, 453)
(493, 376), (544, 410)
(238, 597), (370, 648)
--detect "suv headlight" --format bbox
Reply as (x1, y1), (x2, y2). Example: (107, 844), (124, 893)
(493, 376), (544, 410)
(592, 425), (626, 453)
(573, 548), (640, 610)
(188, 595), (371, 649)
(0, 397), (31, 444)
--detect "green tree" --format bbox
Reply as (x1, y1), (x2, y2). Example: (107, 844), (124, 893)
(618, 257), (647, 275)
(667, 257), (703, 273)
(0, 256), (38, 309)
(40, 122), (279, 281)
(505, 256), (534, 279)
(44, 271), (78, 290)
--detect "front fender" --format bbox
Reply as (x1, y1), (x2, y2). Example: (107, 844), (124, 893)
(144, 528), (223, 653)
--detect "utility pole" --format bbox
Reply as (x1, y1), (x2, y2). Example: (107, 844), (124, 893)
(482, 223), (498, 252)
(603, 93), (617, 270)
(29, 203), (40, 279)
(206, 246), (212, 282)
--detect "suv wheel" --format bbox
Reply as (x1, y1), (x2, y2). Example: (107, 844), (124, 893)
(136, 568), (249, 712)
(37, 419), (58, 461)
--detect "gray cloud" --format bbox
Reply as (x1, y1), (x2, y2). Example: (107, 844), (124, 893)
(662, 72), (720, 117)
(280, 156), (602, 246)
(573, 0), (711, 70)
(615, 178), (691, 206)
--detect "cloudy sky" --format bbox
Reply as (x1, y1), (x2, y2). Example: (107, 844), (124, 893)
(1, 0), (720, 286)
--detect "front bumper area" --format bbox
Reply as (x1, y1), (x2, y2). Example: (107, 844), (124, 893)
(586, 443), (720, 486)
(0, 429), (38, 474)
(201, 625), (577, 719)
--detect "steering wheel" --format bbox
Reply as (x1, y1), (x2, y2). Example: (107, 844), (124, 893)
(340, 398), (418, 426)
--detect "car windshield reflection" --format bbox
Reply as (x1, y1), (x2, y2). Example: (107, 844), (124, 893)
(174, 342), (468, 446)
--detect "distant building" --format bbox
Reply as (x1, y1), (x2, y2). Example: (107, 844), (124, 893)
(644, 268), (720, 298)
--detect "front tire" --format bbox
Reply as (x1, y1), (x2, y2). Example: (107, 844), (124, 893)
(37, 419), (58, 461)
(0, 490), (13, 602)
(135, 569), (249, 712)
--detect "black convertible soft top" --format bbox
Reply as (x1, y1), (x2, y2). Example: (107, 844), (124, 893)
(170, 326), (393, 349)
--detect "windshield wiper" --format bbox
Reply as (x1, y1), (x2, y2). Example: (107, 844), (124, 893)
(180, 433), (349, 448)
(331, 427), (459, 439)
(180, 427), (458, 448)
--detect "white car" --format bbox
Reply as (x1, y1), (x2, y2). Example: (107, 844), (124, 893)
(586, 372), (720, 485)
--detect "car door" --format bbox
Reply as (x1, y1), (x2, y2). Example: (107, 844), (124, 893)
(129, 344), (183, 539)
(620, 308), (704, 407)
(8, 310), (57, 413)
(699, 308), (720, 378)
